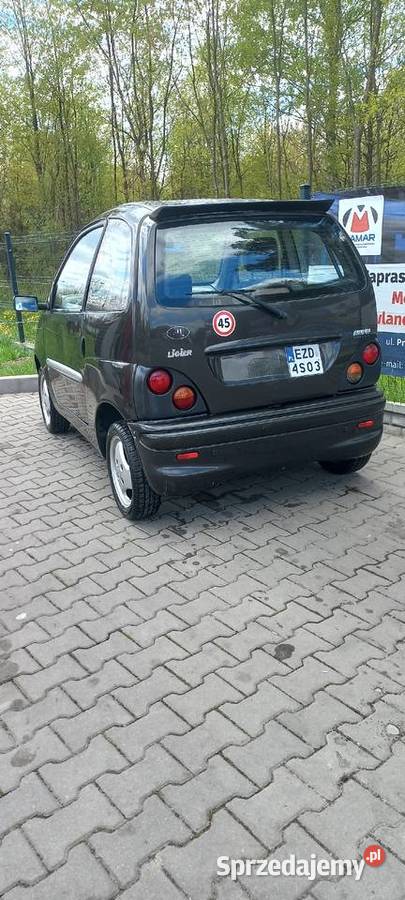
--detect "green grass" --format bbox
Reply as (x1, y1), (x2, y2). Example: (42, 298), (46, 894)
(378, 375), (405, 404)
(0, 309), (39, 344)
(0, 335), (36, 376)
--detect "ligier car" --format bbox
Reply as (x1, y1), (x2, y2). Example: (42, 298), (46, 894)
(15, 199), (384, 519)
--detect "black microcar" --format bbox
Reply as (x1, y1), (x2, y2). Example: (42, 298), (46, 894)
(16, 199), (385, 519)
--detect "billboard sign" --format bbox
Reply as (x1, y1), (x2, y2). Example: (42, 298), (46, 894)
(338, 195), (384, 257)
(367, 263), (405, 375)
(330, 188), (405, 375)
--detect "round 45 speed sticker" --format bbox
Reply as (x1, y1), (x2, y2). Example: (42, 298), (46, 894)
(212, 309), (236, 337)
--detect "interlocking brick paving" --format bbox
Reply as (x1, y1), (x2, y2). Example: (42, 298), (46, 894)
(0, 393), (404, 899)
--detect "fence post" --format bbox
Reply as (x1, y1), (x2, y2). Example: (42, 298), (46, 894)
(300, 184), (311, 200)
(4, 231), (25, 344)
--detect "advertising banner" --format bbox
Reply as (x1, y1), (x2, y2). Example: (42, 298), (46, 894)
(366, 263), (405, 375)
(336, 191), (405, 375)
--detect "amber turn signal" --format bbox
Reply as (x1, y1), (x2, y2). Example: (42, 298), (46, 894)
(346, 362), (363, 383)
(172, 386), (197, 410)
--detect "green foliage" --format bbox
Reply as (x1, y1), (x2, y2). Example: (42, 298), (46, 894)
(0, 0), (403, 235)
(0, 0), (403, 395)
(0, 334), (35, 375)
(379, 375), (405, 404)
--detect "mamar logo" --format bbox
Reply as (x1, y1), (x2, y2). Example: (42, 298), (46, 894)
(343, 205), (378, 234)
(338, 195), (384, 257)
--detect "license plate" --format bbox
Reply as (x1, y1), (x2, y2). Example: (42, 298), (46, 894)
(285, 343), (324, 378)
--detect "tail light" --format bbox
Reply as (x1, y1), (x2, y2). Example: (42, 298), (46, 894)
(347, 362), (363, 383)
(172, 386), (196, 410)
(176, 451), (199, 460)
(362, 343), (380, 365)
(357, 419), (375, 429)
(147, 369), (172, 394)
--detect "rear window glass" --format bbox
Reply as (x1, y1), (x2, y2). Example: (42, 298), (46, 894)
(155, 217), (361, 307)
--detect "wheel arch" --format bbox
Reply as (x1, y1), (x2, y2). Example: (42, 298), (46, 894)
(95, 402), (124, 458)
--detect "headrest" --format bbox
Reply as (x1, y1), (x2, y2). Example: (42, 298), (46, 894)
(157, 273), (193, 305)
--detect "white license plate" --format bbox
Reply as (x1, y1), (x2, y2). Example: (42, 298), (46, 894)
(285, 343), (324, 378)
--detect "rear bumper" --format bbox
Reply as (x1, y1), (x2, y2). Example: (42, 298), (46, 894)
(129, 387), (385, 496)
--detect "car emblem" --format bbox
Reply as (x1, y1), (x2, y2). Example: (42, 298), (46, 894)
(166, 326), (190, 340)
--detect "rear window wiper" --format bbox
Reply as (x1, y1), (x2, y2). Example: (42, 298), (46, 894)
(207, 285), (287, 320)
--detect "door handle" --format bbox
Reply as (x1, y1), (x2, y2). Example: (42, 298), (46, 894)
(81, 337), (86, 357)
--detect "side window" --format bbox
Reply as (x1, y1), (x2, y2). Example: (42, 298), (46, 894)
(53, 228), (103, 311)
(86, 219), (132, 312)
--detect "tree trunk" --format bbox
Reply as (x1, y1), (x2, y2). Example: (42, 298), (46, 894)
(363, 0), (383, 184)
(321, 0), (343, 188)
(302, 0), (313, 187)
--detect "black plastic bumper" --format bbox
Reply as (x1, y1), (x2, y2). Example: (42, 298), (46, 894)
(129, 387), (385, 496)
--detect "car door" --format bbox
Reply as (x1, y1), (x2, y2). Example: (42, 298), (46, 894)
(81, 218), (133, 427)
(44, 226), (104, 420)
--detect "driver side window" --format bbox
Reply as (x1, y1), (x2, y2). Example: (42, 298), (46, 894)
(53, 227), (103, 311)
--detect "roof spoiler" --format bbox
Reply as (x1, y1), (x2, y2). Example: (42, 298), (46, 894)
(148, 198), (333, 223)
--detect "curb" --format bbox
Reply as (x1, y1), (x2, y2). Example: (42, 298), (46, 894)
(0, 375), (37, 395)
(384, 401), (405, 438)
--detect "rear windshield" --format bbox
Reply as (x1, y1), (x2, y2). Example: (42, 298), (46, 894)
(155, 216), (362, 307)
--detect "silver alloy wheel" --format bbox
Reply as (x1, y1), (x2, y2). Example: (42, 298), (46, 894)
(109, 434), (133, 509)
(40, 372), (52, 427)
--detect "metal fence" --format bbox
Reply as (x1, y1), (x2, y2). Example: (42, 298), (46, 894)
(0, 230), (75, 345)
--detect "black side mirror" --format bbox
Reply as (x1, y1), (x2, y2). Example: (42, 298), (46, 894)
(14, 295), (39, 312)
(14, 295), (48, 311)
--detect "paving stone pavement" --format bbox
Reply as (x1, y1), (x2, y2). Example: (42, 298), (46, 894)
(0, 393), (405, 900)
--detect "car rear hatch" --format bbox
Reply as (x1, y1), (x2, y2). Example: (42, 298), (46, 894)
(143, 200), (377, 417)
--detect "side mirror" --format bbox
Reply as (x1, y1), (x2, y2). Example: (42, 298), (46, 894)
(14, 295), (39, 312)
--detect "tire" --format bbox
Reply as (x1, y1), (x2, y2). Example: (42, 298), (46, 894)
(106, 421), (161, 520)
(38, 368), (70, 434)
(319, 454), (372, 475)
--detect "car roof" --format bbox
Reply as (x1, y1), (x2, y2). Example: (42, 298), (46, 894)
(99, 197), (333, 226)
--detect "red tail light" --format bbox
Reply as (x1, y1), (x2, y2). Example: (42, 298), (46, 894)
(176, 451), (199, 460)
(147, 369), (172, 394)
(362, 343), (380, 365)
(172, 386), (196, 410)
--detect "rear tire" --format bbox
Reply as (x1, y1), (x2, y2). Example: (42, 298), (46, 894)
(39, 368), (70, 434)
(319, 454), (371, 475)
(106, 421), (161, 520)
